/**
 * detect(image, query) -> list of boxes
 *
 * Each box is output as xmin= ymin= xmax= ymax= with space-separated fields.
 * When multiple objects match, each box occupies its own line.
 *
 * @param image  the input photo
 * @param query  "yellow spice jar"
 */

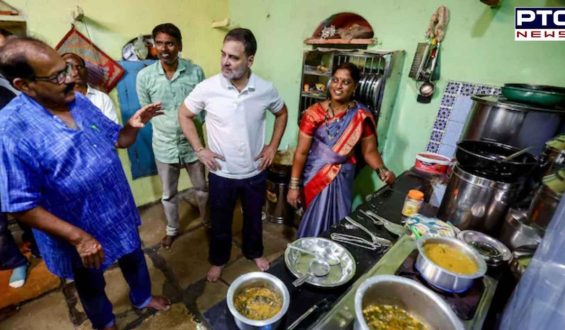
xmin=402 ymin=189 xmax=424 ymax=217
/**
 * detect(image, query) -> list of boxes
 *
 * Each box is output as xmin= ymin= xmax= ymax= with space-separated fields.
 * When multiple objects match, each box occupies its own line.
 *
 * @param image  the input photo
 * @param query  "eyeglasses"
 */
xmin=33 ymin=63 xmax=72 ymax=85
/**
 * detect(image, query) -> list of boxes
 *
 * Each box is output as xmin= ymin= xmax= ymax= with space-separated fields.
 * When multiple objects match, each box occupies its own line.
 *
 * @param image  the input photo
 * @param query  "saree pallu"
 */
xmin=297 ymin=103 xmax=373 ymax=238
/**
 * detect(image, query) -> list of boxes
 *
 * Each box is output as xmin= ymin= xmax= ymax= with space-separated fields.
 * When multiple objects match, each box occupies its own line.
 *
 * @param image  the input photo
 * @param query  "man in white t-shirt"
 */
xmin=62 ymin=53 xmax=120 ymax=124
xmin=179 ymin=28 xmax=288 ymax=282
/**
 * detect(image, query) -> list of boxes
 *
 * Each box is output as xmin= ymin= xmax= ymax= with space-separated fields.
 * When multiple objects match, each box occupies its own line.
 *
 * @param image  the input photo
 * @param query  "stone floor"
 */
xmin=0 ymin=194 xmax=296 ymax=329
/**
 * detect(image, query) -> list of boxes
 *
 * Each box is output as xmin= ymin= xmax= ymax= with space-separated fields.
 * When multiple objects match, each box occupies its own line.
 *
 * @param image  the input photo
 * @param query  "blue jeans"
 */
xmin=208 ymin=172 xmax=266 ymax=265
xmin=73 ymin=248 xmax=151 ymax=329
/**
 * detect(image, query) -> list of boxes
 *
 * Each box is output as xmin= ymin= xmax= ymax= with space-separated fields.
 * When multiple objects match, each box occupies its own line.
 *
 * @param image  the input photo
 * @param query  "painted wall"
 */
xmin=7 ymin=0 xmax=228 ymax=205
xmin=229 ymin=0 xmax=565 ymax=202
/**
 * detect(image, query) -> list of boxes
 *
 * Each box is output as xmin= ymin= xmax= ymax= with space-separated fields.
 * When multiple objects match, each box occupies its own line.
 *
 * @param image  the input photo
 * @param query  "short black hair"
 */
xmin=224 ymin=28 xmax=257 ymax=56
xmin=61 ymin=52 xmax=86 ymax=66
xmin=334 ymin=62 xmax=361 ymax=84
xmin=0 ymin=37 xmax=49 ymax=84
xmin=152 ymin=23 xmax=182 ymax=46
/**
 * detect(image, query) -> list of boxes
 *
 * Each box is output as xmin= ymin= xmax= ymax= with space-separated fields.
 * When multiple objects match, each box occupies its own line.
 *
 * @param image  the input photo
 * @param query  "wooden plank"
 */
xmin=304 ymin=38 xmax=376 ymax=45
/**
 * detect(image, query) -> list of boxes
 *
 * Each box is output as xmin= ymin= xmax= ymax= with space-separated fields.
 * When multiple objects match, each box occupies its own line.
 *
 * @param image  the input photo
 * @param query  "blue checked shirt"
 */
xmin=0 ymin=93 xmax=142 ymax=279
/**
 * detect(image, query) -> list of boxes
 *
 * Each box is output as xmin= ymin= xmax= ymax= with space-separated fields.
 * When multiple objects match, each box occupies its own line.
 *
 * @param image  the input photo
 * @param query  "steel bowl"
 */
xmin=354 ymin=275 xmax=464 ymax=330
xmin=457 ymin=230 xmax=512 ymax=267
xmin=227 ymin=272 xmax=290 ymax=330
xmin=416 ymin=237 xmax=487 ymax=293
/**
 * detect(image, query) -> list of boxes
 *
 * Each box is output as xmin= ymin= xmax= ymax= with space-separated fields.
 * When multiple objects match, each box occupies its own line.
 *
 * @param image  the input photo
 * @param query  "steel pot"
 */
xmin=438 ymin=165 xmax=521 ymax=235
xmin=462 ymin=95 xmax=565 ymax=156
xmin=416 ymin=237 xmax=487 ymax=293
xmin=227 ymin=272 xmax=290 ymax=330
xmin=354 ymin=275 xmax=464 ymax=330
xmin=499 ymin=209 xmax=542 ymax=250
xmin=526 ymin=170 xmax=565 ymax=232
xmin=456 ymin=140 xmax=537 ymax=182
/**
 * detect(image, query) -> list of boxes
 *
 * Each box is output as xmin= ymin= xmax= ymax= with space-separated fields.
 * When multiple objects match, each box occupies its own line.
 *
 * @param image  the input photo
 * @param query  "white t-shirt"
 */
xmin=86 ymin=86 xmax=120 ymax=124
xmin=184 ymin=73 xmax=284 ymax=179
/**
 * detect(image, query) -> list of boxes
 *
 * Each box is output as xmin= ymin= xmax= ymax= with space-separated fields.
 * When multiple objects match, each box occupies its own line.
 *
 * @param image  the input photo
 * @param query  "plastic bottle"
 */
xmin=500 ymin=196 xmax=565 ymax=329
xmin=401 ymin=189 xmax=424 ymax=217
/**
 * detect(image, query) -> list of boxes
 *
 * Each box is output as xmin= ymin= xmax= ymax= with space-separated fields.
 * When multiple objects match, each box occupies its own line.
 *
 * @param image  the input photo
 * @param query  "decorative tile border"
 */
xmin=426 ymin=80 xmax=501 ymax=157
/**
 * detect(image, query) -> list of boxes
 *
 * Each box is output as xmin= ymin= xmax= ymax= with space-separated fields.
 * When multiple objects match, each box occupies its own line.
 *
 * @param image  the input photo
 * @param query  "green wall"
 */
xmin=229 ymin=0 xmax=565 ymax=203
xmin=9 ymin=0 xmax=228 ymax=205
xmin=7 ymin=0 xmax=565 ymax=206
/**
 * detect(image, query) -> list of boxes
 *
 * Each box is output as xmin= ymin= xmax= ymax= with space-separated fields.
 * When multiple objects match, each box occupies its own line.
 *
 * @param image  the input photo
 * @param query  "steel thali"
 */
xmin=285 ymin=237 xmax=356 ymax=287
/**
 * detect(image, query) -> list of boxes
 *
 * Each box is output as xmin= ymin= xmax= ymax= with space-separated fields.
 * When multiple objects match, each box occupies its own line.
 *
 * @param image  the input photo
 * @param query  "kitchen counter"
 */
xmin=203 ymin=171 xmax=448 ymax=329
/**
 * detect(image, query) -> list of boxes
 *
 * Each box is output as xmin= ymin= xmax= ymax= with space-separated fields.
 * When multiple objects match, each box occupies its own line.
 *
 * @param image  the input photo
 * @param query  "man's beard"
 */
xmin=222 ymin=66 xmax=247 ymax=81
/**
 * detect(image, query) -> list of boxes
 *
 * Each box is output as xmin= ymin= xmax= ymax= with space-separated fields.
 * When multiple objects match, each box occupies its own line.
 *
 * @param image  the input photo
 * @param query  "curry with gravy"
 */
xmin=423 ymin=242 xmax=478 ymax=275
xmin=234 ymin=286 xmax=282 ymax=320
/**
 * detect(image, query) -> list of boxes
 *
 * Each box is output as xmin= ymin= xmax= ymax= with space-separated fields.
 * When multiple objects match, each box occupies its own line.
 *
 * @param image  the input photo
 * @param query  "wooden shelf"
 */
xmin=301 ymin=93 xmax=326 ymax=100
xmin=303 ymin=70 xmax=331 ymax=77
xmin=304 ymin=38 xmax=376 ymax=45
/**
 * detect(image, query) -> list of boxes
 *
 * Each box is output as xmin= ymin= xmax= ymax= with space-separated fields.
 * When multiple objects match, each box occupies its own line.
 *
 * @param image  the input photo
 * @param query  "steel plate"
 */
xmin=284 ymin=237 xmax=356 ymax=287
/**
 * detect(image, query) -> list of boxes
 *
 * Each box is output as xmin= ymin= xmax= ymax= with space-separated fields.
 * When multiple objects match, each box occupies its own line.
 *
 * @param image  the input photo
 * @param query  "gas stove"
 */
xmin=312 ymin=235 xmax=497 ymax=329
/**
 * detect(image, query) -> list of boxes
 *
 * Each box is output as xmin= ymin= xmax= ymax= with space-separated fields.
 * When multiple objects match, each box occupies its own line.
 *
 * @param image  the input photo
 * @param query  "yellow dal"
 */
xmin=423 ymin=242 xmax=478 ymax=275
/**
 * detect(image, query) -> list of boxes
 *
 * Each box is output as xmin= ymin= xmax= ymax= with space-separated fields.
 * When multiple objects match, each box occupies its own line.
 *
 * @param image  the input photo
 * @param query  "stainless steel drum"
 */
xmin=265 ymin=164 xmax=292 ymax=225
xmin=438 ymin=165 xmax=521 ymax=235
xmin=462 ymin=95 xmax=565 ymax=156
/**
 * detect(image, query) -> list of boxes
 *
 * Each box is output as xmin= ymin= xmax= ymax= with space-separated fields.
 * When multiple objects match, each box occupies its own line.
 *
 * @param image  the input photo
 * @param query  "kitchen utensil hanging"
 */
xmin=408 ymin=6 xmax=449 ymax=103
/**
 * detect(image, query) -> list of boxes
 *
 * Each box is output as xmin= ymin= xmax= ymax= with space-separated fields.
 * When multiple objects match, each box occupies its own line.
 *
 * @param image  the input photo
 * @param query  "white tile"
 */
xmin=442 ymin=121 xmax=465 ymax=146
xmin=450 ymin=95 xmax=474 ymax=123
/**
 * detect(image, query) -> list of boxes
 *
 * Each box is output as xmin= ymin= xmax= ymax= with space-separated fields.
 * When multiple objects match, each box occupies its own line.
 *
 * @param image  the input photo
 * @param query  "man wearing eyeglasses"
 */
xmin=0 ymin=37 xmax=170 ymax=330
xmin=136 ymin=23 xmax=208 ymax=249
xmin=62 ymin=52 xmax=119 ymax=124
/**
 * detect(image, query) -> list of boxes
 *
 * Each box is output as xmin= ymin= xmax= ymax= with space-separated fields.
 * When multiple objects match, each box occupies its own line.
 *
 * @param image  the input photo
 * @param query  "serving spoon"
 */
xmin=287 ymin=244 xmax=341 ymax=266
xmin=292 ymin=259 xmax=330 ymax=287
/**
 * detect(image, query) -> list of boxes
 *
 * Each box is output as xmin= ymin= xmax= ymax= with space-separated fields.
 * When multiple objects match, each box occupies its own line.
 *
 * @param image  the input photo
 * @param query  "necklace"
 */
xmin=324 ymin=101 xmax=353 ymax=140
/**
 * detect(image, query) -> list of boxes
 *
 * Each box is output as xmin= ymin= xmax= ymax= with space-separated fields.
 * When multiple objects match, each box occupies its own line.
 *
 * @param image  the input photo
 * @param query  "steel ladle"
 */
xmin=292 ymin=259 xmax=330 ymax=287
xmin=286 ymin=244 xmax=341 ymax=266
xmin=502 ymin=147 xmax=532 ymax=161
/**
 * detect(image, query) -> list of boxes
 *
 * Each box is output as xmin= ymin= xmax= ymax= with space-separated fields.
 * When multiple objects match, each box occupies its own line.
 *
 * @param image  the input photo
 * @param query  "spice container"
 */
xmin=402 ymin=189 xmax=424 ymax=217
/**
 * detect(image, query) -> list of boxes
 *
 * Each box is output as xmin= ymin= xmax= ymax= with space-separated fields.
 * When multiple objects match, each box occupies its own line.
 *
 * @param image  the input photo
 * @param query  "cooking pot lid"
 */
xmin=471 ymin=95 xmax=565 ymax=113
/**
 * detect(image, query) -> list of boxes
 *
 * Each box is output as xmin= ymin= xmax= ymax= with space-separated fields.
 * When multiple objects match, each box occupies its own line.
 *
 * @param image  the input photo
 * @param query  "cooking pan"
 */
xmin=456 ymin=140 xmax=538 ymax=181
xmin=501 ymin=84 xmax=565 ymax=107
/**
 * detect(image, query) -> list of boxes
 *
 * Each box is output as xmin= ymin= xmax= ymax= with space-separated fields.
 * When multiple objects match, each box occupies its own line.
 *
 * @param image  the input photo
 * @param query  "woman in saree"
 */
xmin=287 ymin=62 xmax=395 ymax=238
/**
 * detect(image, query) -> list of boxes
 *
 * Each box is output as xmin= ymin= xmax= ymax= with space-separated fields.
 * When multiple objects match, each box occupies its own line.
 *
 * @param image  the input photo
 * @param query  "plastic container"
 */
xmin=500 ymin=196 xmax=565 ymax=329
xmin=402 ymin=189 xmax=424 ymax=217
xmin=414 ymin=152 xmax=452 ymax=175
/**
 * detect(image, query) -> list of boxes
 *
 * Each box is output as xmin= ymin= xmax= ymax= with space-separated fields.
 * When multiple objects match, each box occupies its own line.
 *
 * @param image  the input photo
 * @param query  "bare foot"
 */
xmin=161 ymin=235 xmax=178 ymax=249
xmin=145 ymin=295 xmax=171 ymax=311
xmin=207 ymin=265 xmax=224 ymax=282
xmin=254 ymin=257 xmax=270 ymax=272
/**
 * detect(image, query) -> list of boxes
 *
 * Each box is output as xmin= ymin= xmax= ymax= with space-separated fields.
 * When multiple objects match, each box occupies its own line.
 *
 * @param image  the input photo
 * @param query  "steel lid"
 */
xmin=471 ymin=95 xmax=565 ymax=113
